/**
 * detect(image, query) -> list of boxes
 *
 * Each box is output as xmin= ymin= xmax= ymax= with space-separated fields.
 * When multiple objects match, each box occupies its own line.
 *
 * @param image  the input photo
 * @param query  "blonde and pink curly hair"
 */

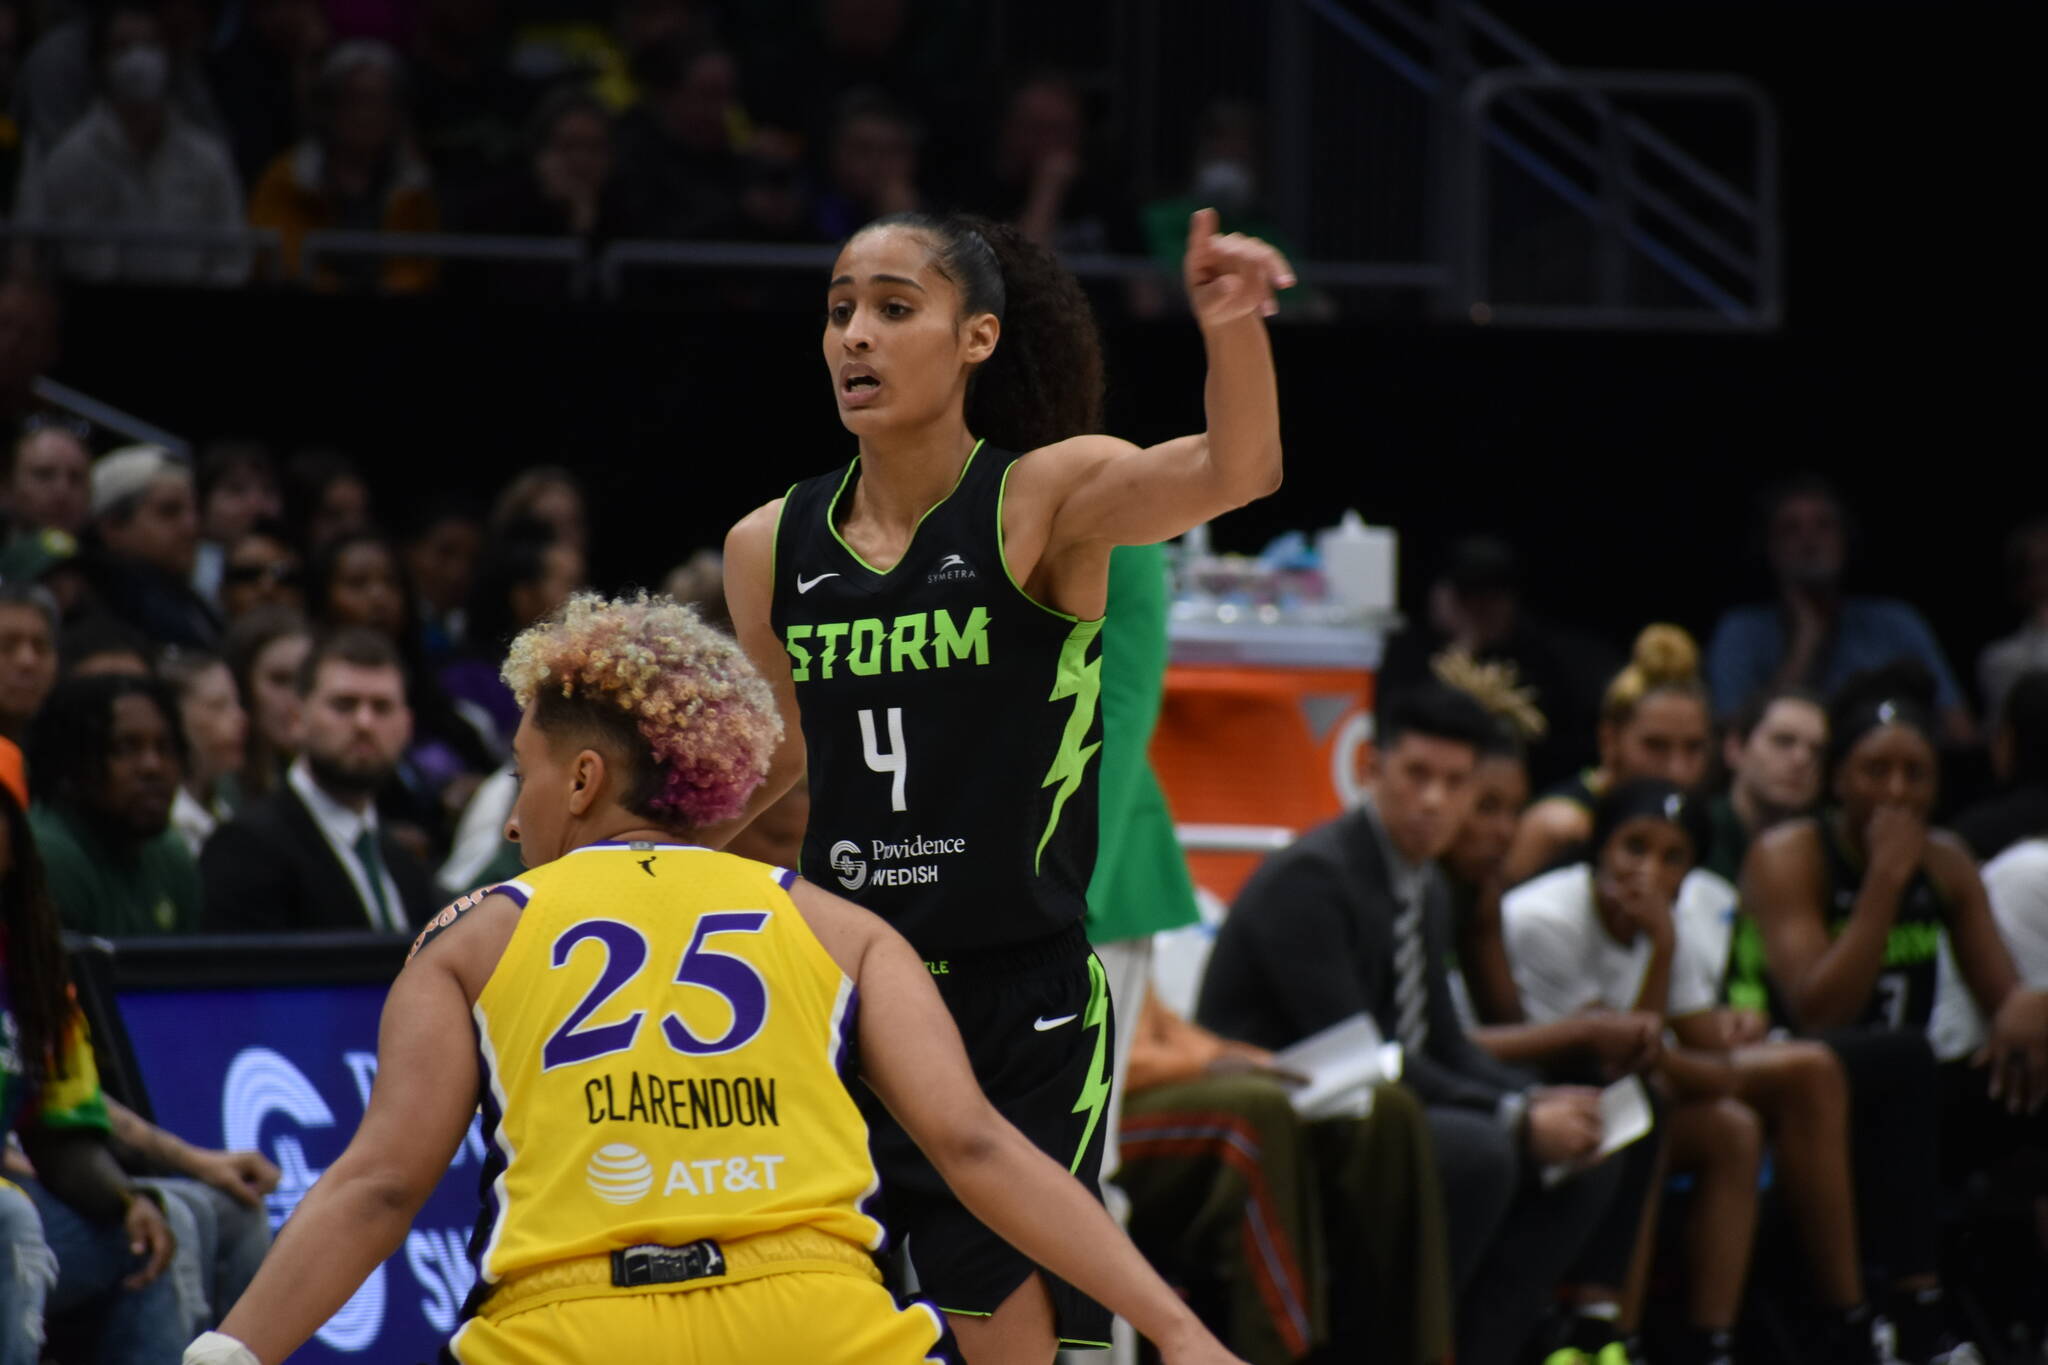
xmin=502 ymin=592 xmax=782 ymax=827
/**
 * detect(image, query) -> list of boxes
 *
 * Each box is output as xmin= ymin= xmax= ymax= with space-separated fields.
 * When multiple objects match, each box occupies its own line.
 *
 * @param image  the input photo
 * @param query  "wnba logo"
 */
xmin=585 ymin=1144 xmax=655 ymax=1204
xmin=829 ymin=839 xmax=867 ymax=891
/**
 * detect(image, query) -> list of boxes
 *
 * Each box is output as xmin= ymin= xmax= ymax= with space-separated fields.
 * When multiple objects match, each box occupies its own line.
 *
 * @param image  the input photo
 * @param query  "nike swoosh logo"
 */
xmin=1033 ymin=1013 xmax=1079 ymax=1032
xmin=796 ymin=572 xmax=840 ymax=594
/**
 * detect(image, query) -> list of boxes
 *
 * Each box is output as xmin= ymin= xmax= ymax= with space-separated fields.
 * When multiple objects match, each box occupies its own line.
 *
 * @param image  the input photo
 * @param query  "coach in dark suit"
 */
xmin=1198 ymin=683 xmax=1649 ymax=1365
xmin=202 ymin=629 xmax=432 ymax=933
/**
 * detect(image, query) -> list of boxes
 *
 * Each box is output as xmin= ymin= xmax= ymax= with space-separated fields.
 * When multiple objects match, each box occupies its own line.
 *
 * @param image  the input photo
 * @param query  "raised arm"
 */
xmin=700 ymin=500 xmax=808 ymax=848
xmin=1743 ymin=821 xmax=1893 ymax=1033
xmin=788 ymin=881 xmax=1243 ymax=1365
xmin=1030 ymin=210 xmax=1290 ymax=556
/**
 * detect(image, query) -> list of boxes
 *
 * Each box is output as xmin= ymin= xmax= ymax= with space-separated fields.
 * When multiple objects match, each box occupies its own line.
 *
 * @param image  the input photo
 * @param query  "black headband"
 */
xmin=1827 ymin=693 xmax=1933 ymax=771
xmin=1590 ymin=777 xmax=1711 ymax=865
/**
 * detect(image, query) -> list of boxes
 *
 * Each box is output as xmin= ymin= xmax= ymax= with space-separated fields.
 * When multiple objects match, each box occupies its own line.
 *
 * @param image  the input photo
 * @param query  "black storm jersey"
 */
xmin=1818 ymin=819 xmax=1949 ymax=1032
xmin=770 ymin=440 xmax=1105 ymax=956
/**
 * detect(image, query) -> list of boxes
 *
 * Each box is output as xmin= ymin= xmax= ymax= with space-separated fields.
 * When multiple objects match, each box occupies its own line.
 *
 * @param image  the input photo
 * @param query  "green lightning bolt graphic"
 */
xmin=1035 ymin=618 xmax=1104 ymax=872
xmin=1069 ymin=953 xmax=1112 ymax=1173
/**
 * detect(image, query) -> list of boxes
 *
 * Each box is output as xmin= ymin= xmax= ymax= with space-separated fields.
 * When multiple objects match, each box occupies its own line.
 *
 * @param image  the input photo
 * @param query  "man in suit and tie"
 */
xmin=1197 ymin=682 xmax=1654 ymax=1365
xmin=200 ymin=628 xmax=431 ymax=933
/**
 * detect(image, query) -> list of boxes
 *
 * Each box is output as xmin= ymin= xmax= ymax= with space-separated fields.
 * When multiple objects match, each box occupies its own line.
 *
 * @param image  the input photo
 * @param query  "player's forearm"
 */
xmin=1471 ymin=1016 xmax=1595 ymax=1067
xmin=107 ymin=1097 xmax=193 ymax=1174
xmin=1791 ymin=884 xmax=1900 ymax=1030
xmin=216 ymin=1167 xmax=419 ymax=1364
xmin=929 ymin=1120 xmax=1211 ymax=1352
xmin=1197 ymin=315 xmax=1282 ymax=504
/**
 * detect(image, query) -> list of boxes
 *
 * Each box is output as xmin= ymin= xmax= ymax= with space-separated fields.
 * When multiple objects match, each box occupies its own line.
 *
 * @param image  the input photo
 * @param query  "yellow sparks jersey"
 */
xmin=465 ymin=842 xmax=883 ymax=1294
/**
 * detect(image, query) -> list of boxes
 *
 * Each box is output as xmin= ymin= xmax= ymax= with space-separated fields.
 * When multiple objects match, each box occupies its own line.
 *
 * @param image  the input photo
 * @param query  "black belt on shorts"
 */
xmin=919 ymin=920 xmax=1091 ymax=978
xmin=611 ymin=1239 xmax=726 ymax=1287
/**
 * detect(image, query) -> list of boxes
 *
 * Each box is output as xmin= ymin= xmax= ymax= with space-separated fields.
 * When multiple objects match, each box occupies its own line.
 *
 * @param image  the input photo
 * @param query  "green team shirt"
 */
xmin=1085 ymin=544 xmax=1200 ymax=943
xmin=28 ymin=805 xmax=202 ymax=938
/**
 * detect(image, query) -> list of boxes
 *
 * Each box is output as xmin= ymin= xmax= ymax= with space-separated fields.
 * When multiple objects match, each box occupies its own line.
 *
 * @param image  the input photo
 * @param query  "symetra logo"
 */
xmin=829 ymin=839 xmax=868 ymax=891
xmin=586 ymin=1143 xmax=655 ymax=1204
xmin=796 ymin=572 xmax=840 ymax=594
xmin=927 ymin=553 xmax=976 ymax=585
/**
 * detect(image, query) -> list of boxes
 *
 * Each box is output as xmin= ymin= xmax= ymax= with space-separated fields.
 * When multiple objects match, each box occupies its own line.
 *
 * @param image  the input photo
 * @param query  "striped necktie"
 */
xmin=1391 ymin=889 xmax=1430 ymax=1053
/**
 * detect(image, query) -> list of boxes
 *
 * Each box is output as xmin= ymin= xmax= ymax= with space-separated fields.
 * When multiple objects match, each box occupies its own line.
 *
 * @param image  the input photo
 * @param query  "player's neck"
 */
xmin=851 ymin=421 xmax=979 ymax=536
xmin=564 ymin=813 xmax=690 ymax=854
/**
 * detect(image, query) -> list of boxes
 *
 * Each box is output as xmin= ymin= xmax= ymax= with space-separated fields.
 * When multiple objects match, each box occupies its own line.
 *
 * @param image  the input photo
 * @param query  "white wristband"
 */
xmin=185 ymin=1331 xmax=261 ymax=1365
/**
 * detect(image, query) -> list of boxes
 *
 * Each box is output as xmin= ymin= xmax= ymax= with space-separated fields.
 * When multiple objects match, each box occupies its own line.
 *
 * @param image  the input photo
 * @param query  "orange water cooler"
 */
xmin=1148 ymin=620 xmax=1387 ymax=905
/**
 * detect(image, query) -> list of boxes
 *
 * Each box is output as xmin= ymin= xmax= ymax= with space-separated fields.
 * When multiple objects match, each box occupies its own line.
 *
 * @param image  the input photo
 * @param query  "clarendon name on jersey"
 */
xmin=784 ymin=607 xmax=990 ymax=681
xmin=585 ymin=1072 xmax=780 ymax=1131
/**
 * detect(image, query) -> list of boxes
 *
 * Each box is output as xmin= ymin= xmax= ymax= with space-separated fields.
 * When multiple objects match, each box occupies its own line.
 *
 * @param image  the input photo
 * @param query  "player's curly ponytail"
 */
xmin=862 ymin=213 xmax=1105 ymax=453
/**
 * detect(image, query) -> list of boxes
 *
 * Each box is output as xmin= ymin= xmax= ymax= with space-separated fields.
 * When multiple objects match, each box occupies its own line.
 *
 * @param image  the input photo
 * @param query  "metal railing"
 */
xmin=29 ymin=376 xmax=191 ymax=458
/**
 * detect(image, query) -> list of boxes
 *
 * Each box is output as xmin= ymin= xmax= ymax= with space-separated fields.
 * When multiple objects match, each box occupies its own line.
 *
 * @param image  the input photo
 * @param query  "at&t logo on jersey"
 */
xmin=829 ymin=840 xmax=867 ymax=891
xmin=586 ymin=1143 xmax=655 ymax=1204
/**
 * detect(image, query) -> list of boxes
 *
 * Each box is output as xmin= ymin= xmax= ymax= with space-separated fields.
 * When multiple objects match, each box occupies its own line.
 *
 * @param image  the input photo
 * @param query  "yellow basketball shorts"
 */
xmin=447 ymin=1269 xmax=955 ymax=1364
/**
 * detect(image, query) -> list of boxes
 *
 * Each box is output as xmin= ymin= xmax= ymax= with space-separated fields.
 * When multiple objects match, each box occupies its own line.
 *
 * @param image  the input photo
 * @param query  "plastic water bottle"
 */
xmin=1317 ymin=510 xmax=1397 ymax=617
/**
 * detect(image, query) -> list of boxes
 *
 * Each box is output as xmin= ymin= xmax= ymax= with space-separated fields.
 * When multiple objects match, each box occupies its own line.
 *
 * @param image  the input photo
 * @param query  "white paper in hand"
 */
xmin=1542 ymin=1074 xmax=1655 ymax=1187
xmin=1273 ymin=1013 xmax=1404 ymax=1120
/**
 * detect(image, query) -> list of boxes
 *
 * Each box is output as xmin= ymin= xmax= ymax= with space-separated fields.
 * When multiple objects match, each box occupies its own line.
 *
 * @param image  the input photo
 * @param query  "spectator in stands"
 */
xmin=25 ymin=672 xmax=200 ymax=936
xmin=811 ymin=87 xmax=921 ymax=241
xmin=1505 ymin=780 xmax=1882 ymax=1365
xmin=222 ymin=604 xmax=309 ymax=799
xmin=611 ymin=34 xmax=742 ymax=238
xmin=1434 ymin=654 xmax=1669 ymax=1075
xmin=57 ymin=616 xmax=151 ymax=679
xmin=158 ymin=648 xmax=245 ymax=856
xmin=1701 ymin=684 xmax=1826 ymax=883
xmin=308 ymin=529 xmax=495 ymax=790
xmin=200 ymin=627 xmax=432 ymax=932
xmin=969 ymin=71 xmax=1137 ymax=259
xmin=1980 ymin=517 xmax=2048 ymax=725
xmin=4 ymin=415 xmax=93 ymax=542
xmin=406 ymin=0 xmax=542 ymax=202
xmin=0 ymin=582 xmax=56 ymax=741
xmin=1198 ymin=681 xmax=1639 ymax=1365
xmin=0 ymin=275 xmax=62 ymax=435
xmin=1954 ymin=669 xmax=2048 ymax=863
xmin=1378 ymin=536 xmax=1618 ymax=792
xmin=440 ymin=518 xmax=581 ymax=746
xmin=1741 ymin=664 xmax=2045 ymax=1364
xmin=11 ymin=0 xmax=221 ymax=153
xmin=400 ymin=496 xmax=480 ymax=660
xmin=191 ymin=443 xmax=281 ymax=610
xmin=216 ymin=520 xmax=303 ymax=623
xmin=447 ymin=88 xmax=618 ymax=299
xmin=78 ymin=445 xmax=220 ymax=650
xmin=14 ymin=0 xmax=246 ymax=286
xmin=1706 ymin=476 xmax=1972 ymax=743
xmin=0 ymin=736 xmax=182 ymax=1363
xmin=1142 ymin=100 xmax=1318 ymax=319
xmin=206 ymin=0 xmax=329 ymax=184
xmin=1503 ymin=624 xmax=1711 ymax=887
xmin=731 ymin=128 xmax=812 ymax=245
xmin=281 ymin=448 xmax=371 ymax=554
xmin=1116 ymin=990 xmax=1453 ymax=1365
xmin=489 ymin=463 xmax=585 ymax=557
xmin=249 ymin=39 xmax=440 ymax=294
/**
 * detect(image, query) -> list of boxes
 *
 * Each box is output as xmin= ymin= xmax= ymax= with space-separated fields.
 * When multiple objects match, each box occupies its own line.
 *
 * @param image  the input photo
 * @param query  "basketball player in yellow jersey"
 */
xmin=187 ymin=593 xmax=1246 ymax=1365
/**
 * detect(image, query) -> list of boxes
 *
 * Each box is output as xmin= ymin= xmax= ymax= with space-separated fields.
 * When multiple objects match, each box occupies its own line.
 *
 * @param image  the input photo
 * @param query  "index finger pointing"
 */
xmin=1187 ymin=207 xmax=1220 ymax=251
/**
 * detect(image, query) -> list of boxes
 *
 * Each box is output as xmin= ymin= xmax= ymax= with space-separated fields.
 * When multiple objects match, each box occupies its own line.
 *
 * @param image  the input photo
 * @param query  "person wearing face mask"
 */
xmin=1141 ymin=100 xmax=1323 ymax=320
xmin=13 ymin=0 xmax=245 ymax=286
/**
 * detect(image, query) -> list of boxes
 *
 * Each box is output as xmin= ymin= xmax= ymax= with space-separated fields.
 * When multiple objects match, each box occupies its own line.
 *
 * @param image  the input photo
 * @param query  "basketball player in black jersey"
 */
xmin=1743 ymin=667 xmax=2048 ymax=1365
xmin=718 ymin=209 xmax=1289 ymax=1361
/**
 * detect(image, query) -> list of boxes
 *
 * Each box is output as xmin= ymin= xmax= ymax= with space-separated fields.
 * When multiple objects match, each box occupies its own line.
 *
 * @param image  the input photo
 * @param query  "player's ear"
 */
xmin=568 ymin=748 xmax=603 ymax=815
xmin=962 ymin=311 xmax=999 ymax=367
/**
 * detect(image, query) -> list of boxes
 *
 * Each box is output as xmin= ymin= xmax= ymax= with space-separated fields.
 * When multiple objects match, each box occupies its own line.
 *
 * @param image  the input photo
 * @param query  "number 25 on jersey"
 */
xmin=542 ymin=912 xmax=772 ymax=1070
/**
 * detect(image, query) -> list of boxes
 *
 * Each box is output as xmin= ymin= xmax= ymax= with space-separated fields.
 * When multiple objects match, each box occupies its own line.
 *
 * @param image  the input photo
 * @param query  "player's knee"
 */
xmin=1702 ymin=1097 xmax=1765 ymax=1175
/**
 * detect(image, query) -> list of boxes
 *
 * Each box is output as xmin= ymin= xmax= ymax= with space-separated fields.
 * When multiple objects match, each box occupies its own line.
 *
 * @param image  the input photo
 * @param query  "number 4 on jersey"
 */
xmin=859 ymin=707 xmax=908 ymax=812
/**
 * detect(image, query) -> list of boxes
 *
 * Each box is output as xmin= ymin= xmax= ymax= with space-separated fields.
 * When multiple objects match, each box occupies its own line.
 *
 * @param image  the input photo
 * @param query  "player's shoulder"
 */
xmin=727 ymin=497 xmax=787 ymax=554
xmin=1005 ymin=434 xmax=1137 ymax=497
xmin=408 ymin=882 xmax=529 ymax=964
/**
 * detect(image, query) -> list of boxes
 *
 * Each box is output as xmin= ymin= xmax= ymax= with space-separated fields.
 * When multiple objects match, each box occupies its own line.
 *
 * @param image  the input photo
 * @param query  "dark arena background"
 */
xmin=1 ymin=2 xmax=2040 ymax=1364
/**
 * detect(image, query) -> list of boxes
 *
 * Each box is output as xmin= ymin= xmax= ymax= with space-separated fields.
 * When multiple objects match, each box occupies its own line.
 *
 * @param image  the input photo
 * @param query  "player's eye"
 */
xmin=827 ymin=301 xmax=853 ymax=325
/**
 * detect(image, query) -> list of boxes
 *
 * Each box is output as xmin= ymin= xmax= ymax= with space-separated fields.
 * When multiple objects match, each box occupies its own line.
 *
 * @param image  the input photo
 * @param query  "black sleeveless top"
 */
xmin=1532 ymin=768 xmax=1606 ymax=875
xmin=1815 ymin=818 xmax=1949 ymax=1032
xmin=769 ymin=440 xmax=1105 ymax=957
